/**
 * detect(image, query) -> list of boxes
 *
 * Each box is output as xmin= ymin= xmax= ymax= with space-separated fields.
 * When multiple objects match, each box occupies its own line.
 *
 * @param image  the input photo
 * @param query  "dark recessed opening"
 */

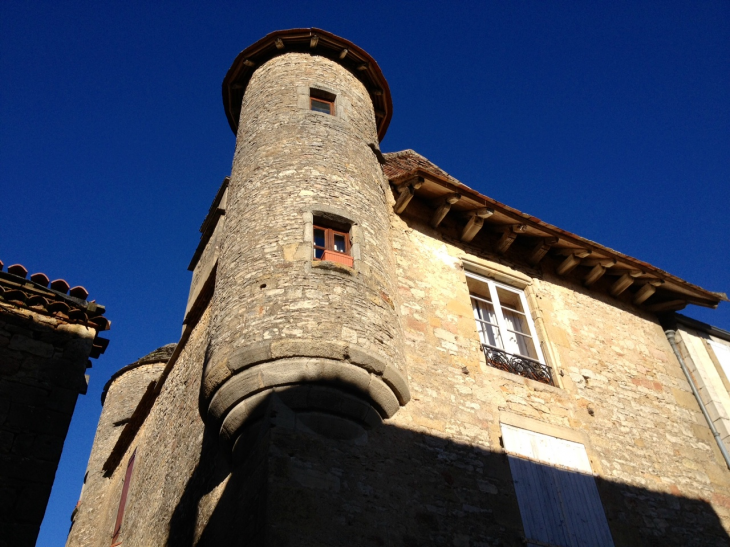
xmin=310 ymin=88 xmax=336 ymax=115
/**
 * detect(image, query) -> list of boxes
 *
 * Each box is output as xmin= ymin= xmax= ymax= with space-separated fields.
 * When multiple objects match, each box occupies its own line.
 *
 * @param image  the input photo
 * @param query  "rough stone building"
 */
xmin=0 ymin=261 xmax=109 ymax=547
xmin=67 ymin=28 xmax=730 ymax=546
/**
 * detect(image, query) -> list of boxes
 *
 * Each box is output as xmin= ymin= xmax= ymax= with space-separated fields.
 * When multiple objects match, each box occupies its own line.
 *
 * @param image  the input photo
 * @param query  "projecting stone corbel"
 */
xmin=633 ymin=279 xmax=664 ymax=305
xmin=582 ymin=258 xmax=617 ymax=287
xmin=555 ymin=249 xmax=592 ymax=276
xmin=609 ymin=270 xmax=643 ymax=296
xmin=528 ymin=237 xmax=559 ymax=265
xmin=460 ymin=208 xmax=494 ymax=242
xmin=393 ymin=177 xmax=424 ymax=214
xmin=495 ymin=224 xmax=528 ymax=254
xmin=430 ymin=193 xmax=461 ymax=228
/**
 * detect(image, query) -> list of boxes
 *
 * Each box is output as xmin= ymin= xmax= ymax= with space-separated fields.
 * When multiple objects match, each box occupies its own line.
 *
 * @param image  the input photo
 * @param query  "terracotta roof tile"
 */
xmin=383 ymin=149 xmax=461 ymax=185
xmin=0 ymin=260 xmax=111 ymax=359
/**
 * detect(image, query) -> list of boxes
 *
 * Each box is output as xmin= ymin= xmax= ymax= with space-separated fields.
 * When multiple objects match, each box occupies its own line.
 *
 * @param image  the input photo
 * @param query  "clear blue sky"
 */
xmin=1 ymin=2 xmax=728 ymax=544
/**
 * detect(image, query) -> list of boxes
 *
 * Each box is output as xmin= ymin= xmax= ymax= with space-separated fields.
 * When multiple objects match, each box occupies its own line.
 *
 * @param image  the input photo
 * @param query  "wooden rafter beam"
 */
xmin=528 ymin=237 xmax=559 ymax=265
xmin=645 ymin=299 xmax=687 ymax=312
xmin=495 ymin=224 xmax=528 ymax=254
xmin=461 ymin=208 xmax=494 ymax=242
xmin=310 ymin=35 xmax=319 ymax=48
xmin=430 ymin=193 xmax=461 ymax=228
xmin=275 ymin=38 xmax=284 ymax=50
xmin=609 ymin=270 xmax=643 ymax=296
xmin=556 ymin=249 xmax=592 ymax=276
xmin=393 ymin=177 xmax=424 ymax=214
xmin=633 ymin=280 xmax=664 ymax=305
xmin=583 ymin=259 xmax=617 ymax=287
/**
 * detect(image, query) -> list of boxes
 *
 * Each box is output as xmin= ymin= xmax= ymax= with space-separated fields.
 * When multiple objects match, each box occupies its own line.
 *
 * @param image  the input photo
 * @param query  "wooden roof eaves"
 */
xmin=388 ymin=167 xmax=727 ymax=307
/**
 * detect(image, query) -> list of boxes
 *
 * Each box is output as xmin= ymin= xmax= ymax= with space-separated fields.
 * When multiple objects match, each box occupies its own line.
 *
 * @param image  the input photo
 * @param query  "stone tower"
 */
xmin=202 ymin=28 xmax=409 ymax=458
xmin=67 ymin=27 xmax=730 ymax=547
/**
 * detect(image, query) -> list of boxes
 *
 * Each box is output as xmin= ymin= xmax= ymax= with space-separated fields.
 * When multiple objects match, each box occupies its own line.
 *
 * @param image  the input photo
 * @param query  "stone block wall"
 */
xmin=0 ymin=303 xmax=96 ymax=547
xmin=66 ymin=312 xmax=211 ymax=547
xmin=66 ymin=356 xmax=166 ymax=547
xmin=384 ymin=210 xmax=730 ymax=545
xmin=66 ymin=204 xmax=730 ymax=546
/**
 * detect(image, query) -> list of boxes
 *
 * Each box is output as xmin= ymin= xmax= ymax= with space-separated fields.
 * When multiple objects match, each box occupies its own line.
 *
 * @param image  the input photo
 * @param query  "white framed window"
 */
xmin=467 ymin=271 xmax=545 ymax=363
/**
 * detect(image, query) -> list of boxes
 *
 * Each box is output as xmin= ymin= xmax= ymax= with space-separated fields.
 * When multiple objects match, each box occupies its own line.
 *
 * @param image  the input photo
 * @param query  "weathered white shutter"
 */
xmin=501 ymin=424 xmax=614 ymax=547
xmin=709 ymin=340 xmax=730 ymax=382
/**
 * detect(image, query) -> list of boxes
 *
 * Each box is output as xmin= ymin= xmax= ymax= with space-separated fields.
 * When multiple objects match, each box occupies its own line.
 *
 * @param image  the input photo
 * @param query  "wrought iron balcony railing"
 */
xmin=481 ymin=344 xmax=555 ymax=386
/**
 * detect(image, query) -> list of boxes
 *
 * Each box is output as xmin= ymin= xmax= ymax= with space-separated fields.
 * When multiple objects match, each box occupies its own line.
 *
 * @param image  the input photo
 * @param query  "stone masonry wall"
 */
xmin=382 ymin=210 xmax=730 ymax=545
xmin=0 ymin=303 xmax=96 ymax=547
xmin=66 ymin=360 xmax=165 ymax=547
xmin=67 ymin=205 xmax=730 ymax=546
xmin=67 ymin=308 xmax=213 ymax=547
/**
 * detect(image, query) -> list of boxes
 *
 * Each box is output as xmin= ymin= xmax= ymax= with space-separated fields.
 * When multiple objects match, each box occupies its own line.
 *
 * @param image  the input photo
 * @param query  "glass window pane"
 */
xmin=314 ymin=247 xmax=324 ymax=259
xmin=506 ymin=331 xmax=538 ymax=360
xmin=496 ymin=286 xmax=524 ymax=313
xmin=502 ymin=308 xmax=530 ymax=335
xmin=477 ymin=321 xmax=503 ymax=349
xmin=471 ymin=296 xmax=496 ymax=322
xmin=314 ymin=228 xmax=325 ymax=248
xmin=333 ymin=234 xmax=346 ymax=253
xmin=311 ymin=98 xmax=331 ymax=114
xmin=472 ymin=296 xmax=503 ymax=349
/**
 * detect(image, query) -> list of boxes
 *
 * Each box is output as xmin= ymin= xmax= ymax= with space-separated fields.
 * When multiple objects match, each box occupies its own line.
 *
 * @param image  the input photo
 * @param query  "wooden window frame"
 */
xmin=310 ymin=97 xmax=334 ymax=115
xmin=313 ymin=225 xmax=351 ymax=259
xmin=309 ymin=88 xmax=336 ymax=116
xmin=110 ymin=449 xmax=136 ymax=547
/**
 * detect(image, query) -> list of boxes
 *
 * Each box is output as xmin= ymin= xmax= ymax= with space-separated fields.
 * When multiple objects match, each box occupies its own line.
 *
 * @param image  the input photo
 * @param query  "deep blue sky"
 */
xmin=1 ymin=2 xmax=728 ymax=544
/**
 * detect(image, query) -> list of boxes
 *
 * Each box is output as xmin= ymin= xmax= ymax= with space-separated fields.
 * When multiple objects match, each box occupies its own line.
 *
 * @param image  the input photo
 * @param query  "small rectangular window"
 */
xmin=313 ymin=225 xmax=350 ymax=258
xmin=310 ymin=88 xmax=336 ymax=115
xmin=310 ymin=97 xmax=334 ymax=115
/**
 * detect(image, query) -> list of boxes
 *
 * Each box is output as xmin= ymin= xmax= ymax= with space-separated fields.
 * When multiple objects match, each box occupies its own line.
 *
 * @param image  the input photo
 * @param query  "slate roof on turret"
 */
xmin=382 ymin=149 xmax=727 ymax=310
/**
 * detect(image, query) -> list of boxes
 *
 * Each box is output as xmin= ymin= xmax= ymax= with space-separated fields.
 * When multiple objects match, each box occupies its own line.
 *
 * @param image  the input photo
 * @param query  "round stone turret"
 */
xmin=101 ymin=343 xmax=176 ymax=406
xmin=203 ymin=29 xmax=409 ymax=453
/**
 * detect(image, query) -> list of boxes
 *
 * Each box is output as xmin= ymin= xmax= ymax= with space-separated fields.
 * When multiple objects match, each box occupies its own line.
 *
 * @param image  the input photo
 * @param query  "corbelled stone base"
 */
xmin=203 ymin=340 xmax=410 ymax=452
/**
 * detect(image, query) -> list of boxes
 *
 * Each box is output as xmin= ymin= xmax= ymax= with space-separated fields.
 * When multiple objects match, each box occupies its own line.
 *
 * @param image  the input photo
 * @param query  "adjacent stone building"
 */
xmin=0 ymin=261 xmax=109 ymax=547
xmin=67 ymin=28 xmax=730 ymax=546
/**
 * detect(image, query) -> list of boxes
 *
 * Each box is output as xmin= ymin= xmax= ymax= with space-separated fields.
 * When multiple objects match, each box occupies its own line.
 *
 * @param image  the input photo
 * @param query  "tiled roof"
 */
xmin=383 ymin=149 xmax=462 ymax=186
xmin=0 ymin=259 xmax=110 ymax=357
